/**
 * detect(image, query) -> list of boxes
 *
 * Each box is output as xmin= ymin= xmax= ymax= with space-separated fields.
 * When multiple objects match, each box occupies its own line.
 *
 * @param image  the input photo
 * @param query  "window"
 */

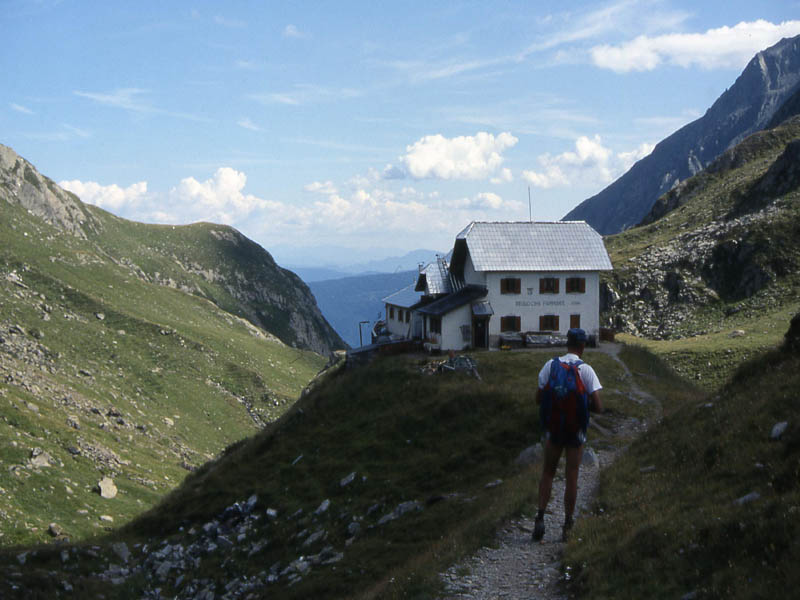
xmin=539 ymin=277 xmax=559 ymax=294
xmin=429 ymin=316 xmax=442 ymax=334
xmin=500 ymin=316 xmax=521 ymax=332
xmin=566 ymin=277 xmax=586 ymax=293
xmin=405 ymin=311 xmax=410 ymax=323
xmin=500 ymin=277 xmax=521 ymax=294
xmin=539 ymin=315 xmax=559 ymax=331
xmin=570 ymin=314 xmax=581 ymax=329
xmin=389 ymin=306 xmax=395 ymax=319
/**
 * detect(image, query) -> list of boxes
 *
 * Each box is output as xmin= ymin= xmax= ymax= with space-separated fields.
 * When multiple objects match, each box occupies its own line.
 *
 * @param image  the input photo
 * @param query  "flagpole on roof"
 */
xmin=528 ymin=186 xmax=532 ymax=222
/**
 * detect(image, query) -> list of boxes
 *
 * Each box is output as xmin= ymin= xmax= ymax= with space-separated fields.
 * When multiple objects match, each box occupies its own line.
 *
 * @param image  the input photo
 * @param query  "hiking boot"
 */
xmin=561 ymin=517 xmax=574 ymax=542
xmin=532 ymin=516 xmax=545 ymax=542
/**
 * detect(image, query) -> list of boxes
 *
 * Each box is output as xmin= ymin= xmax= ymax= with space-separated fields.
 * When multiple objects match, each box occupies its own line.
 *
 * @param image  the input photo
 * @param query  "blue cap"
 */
xmin=567 ymin=328 xmax=587 ymax=345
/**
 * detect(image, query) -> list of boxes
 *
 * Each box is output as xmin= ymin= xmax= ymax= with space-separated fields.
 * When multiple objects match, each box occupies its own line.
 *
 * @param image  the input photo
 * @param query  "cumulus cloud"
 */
xmin=169 ymin=167 xmax=277 ymax=225
xmin=304 ymin=180 xmax=338 ymax=195
xmin=389 ymin=131 xmax=518 ymax=180
xmin=490 ymin=167 xmax=513 ymax=184
xmin=591 ymin=19 xmax=800 ymax=73
xmin=522 ymin=135 xmax=653 ymax=189
xmin=59 ymin=179 xmax=148 ymax=211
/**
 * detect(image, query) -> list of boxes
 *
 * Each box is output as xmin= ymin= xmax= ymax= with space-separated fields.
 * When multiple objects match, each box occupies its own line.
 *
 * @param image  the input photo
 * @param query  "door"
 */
xmin=473 ymin=317 xmax=488 ymax=348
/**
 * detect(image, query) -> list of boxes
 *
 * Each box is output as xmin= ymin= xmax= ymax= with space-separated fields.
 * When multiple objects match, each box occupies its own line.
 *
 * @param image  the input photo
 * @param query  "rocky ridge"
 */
xmin=0 ymin=144 xmax=344 ymax=357
xmin=602 ymin=118 xmax=800 ymax=340
xmin=566 ymin=34 xmax=800 ymax=234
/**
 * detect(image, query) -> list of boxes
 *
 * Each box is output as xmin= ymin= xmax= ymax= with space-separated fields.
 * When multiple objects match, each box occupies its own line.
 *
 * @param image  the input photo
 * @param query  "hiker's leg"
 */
xmin=563 ymin=445 xmax=584 ymax=520
xmin=538 ymin=440 xmax=563 ymax=511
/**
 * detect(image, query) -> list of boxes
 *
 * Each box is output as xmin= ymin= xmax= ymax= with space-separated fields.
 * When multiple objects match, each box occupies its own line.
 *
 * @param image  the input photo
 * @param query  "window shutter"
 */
xmin=539 ymin=279 xmax=545 ymax=294
xmin=554 ymin=315 xmax=560 ymax=330
xmin=539 ymin=315 xmax=545 ymax=330
xmin=515 ymin=316 xmax=521 ymax=331
xmin=554 ymin=279 xmax=560 ymax=294
xmin=514 ymin=279 xmax=521 ymax=294
xmin=580 ymin=278 xmax=586 ymax=293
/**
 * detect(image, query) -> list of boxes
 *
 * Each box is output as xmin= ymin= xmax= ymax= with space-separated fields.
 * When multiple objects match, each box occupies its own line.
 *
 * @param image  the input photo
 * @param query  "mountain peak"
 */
xmin=565 ymin=34 xmax=800 ymax=235
xmin=0 ymin=144 xmax=100 ymax=238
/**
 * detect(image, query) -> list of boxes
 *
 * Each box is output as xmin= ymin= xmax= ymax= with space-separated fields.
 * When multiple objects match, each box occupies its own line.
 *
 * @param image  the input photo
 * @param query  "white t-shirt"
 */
xmin=537 ymin=353 xmax=602 ymax=394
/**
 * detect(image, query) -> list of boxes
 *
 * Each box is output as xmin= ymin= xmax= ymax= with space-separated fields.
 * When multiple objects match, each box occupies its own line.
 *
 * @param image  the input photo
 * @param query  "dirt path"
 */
xmin=438 ymin=343 xmax=659 ymax=599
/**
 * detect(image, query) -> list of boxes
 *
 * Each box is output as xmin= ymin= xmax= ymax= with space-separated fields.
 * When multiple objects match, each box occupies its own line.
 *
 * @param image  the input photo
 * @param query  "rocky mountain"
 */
xmin=601 ymin=115 xmax=800 ymax=341
xmin=0 ymin=144 xmax=342 ymax=546
xmin=565 ymin=34 xmax=800 ymax=234
xmin=0 ymin=144 xmax=344 ymax=357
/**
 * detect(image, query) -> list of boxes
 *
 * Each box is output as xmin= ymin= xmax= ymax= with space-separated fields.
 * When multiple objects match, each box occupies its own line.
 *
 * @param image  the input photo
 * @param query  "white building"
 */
xmin=382 ymin=221 xmax=612 ymax=351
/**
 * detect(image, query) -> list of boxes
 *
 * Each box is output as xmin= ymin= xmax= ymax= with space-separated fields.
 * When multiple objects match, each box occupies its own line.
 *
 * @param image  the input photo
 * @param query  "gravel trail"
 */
xmin=439 ymin=343 xmax=659 ymax=600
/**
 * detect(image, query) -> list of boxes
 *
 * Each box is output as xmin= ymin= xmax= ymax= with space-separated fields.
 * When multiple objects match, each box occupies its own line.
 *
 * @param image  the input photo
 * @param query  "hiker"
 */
xmin=533 ymin=327 xmax=602 ymax=542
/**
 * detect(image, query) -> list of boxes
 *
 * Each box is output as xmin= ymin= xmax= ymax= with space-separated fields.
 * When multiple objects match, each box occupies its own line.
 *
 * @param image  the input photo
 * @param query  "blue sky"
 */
xmin=3 ymin=1 xmax=800 ymax=267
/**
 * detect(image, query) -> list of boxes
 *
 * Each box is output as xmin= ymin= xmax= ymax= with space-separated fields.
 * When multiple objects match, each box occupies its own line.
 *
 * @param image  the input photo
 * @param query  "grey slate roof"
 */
xmin=381 ymin=284 xmax=423 ymax=309
xmin=415 ymin=257 xmax=453 ymax=295
xmin=416 ymin=285 xmax=488 ymax=317
xmin=455 ymin=221 xmax=612 ymax=272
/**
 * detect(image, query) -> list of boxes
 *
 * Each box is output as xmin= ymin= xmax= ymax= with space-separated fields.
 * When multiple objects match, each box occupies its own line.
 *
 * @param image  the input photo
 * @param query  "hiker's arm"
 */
xmin=589 ymin=390 xmax=602 ymax=413
xmin=535 ymin=387 xmax=543 ymax=406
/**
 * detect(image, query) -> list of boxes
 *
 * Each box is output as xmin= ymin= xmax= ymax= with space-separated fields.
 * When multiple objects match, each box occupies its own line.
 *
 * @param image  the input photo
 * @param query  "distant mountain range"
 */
xmin=308 ymin=270 xmax=419 ymax=347
xmin=566 ymin=34 xmax=800 ymax=234
xmin=282 ymin=249 xmax=441 ymax=283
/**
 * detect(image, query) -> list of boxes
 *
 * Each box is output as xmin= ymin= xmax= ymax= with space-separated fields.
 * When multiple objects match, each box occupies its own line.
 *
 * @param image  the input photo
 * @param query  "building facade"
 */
xmin=382 ymin=221 xmax=612 ymax=351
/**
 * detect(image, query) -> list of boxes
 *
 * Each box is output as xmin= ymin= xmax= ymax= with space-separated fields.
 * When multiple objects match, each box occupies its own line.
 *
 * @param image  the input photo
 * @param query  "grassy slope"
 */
xmin=0 ymin=348 xmax=639 ymax=599
xmin=565 ymin=340 xmax=800 ymax=599
xmin=82 ymin=204 xmax=344 ymax=354
xmin=0 ymin=199 xmax=326 ymax=546
xmin=603 ymin=120 xmax=800 ymax=389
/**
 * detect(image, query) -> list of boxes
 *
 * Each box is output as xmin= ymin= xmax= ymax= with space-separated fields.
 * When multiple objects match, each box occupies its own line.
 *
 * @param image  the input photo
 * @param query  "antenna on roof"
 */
xmin=528 ymin=186 xmax=532 ymax=222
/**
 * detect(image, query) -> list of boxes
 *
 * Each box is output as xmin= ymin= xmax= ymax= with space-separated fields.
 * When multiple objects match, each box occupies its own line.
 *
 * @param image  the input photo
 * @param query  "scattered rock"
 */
xmin=639 ymin=465 xmax=657 ymax=473
xmin=582 ymin=447 xmax=600 ymax=468
xmin=729 ymin=329 xmax=746 ymax=338
xmin=485 ymin=479 xmax=503 ymax=489
xmin=340 ymin=472 xmax=356 ymax=487
xmin=48 ymin=523 xmax=64 ymax=537
xmin=30 ymin=448 xmax=52 ymax=468
xmin=734 ymin=491 xmax=761 ymax=506
xmin=98 ymin=477 xmax=118 ymax=499
xmin=514 ymin=444 xmax=544 ymax=467
xmin=378 ymin=500 xmax=423 ymax=525
xmin=314 ymin=499 xmax=330 ymax=516
xmin=770 ymin=421 xmax=789 ymax=440
xmin=111 ymin=542 xmax=130 ymax=563
xmin=95 ymin=312 xmax=105 ymax=321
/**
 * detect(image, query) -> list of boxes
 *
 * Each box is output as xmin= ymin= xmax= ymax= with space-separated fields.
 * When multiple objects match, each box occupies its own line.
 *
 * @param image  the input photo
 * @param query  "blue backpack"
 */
xmin=540 ymin=358 xmax=590 ymax=439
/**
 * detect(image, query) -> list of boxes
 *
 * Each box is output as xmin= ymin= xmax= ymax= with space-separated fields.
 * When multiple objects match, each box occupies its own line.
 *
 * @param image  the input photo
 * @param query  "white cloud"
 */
xmin=304 ymin=180 xmax=337 ymax=195
xmin=392 ymin=131 xmax=518 ymax=180
xmin=248 ymin=84 xmax=361 ymax=106
xmin=214 ymin=15 xmax=246 ymax=28
xmin=283 ymin=24 xmax=308 ymax=39
xmin=59 ymin=180 xmax=148 ymax=211
xmin=10 ymin=103 xmax=34 ymax=115
xmin=522 ymin=135 xmax=653 ymax=189
xmin=490 ymin=167 xmax=513 ymax=184
xmin=591 ymin=19 xmax=800 ymax=73
xmin=169 ymin=167 xmax=276 ymax=225
xmin=74 ymin=88 xmax=208 ymax=122
xmin=237 ymin=118 xmax=261 ymax=131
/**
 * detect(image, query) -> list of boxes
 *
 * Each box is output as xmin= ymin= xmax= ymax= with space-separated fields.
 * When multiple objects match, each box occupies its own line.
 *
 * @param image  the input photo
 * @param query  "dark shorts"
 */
xmin=545 ymin=429 xmax=586 ymax=448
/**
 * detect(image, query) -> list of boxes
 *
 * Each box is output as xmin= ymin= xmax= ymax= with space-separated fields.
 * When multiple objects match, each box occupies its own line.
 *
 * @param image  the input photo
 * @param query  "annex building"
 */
xmin=381 ymin=221 xmax=612 ymax=351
